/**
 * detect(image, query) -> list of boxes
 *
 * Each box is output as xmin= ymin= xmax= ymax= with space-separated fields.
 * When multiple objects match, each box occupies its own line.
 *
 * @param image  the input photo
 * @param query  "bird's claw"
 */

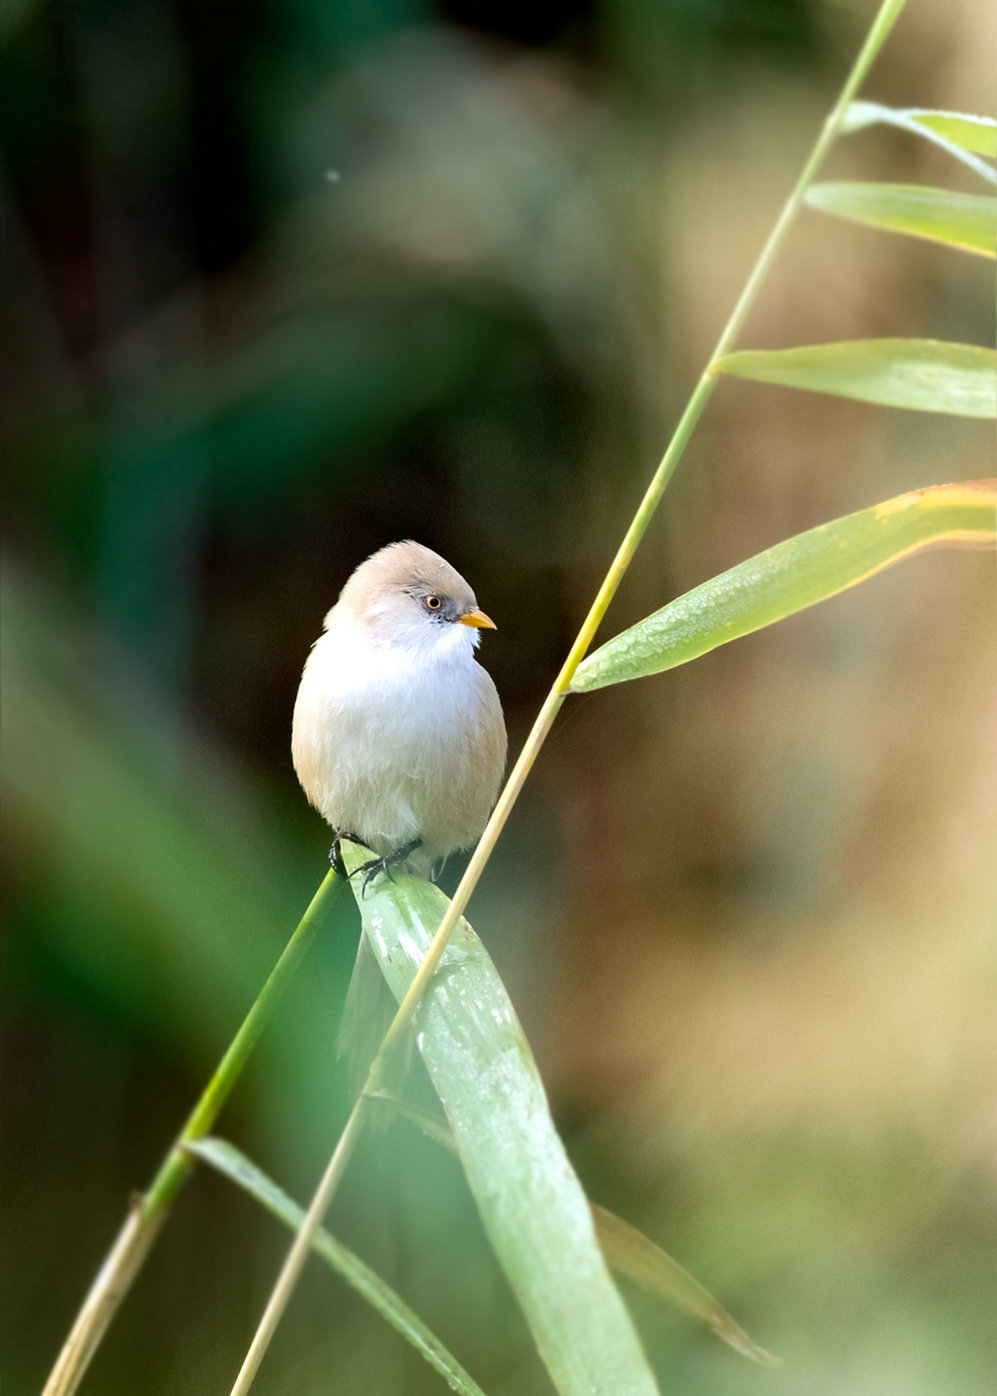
xmin=343 ymin=838 xmax=422 ymax=897
xmin=329 ymin=831 xmax=362 ymax=878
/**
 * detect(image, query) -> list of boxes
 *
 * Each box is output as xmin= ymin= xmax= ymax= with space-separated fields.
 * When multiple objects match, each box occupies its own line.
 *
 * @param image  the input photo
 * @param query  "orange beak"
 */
xmin=460 ymin=608 xmax=497 ymax=630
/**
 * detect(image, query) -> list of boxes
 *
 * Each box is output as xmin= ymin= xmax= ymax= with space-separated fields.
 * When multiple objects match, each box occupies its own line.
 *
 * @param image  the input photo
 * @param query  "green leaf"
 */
xmin=841 ymin=102 xmax=996 ymax=182
xmin=340 ymin=844 xmax=660 ymax=1396
xmin=712 ymin=340 xmax=997 ymax=417
xmin=805 ymin=182 xmax=997 ymax=257
xmin=370 ymin=1092 xmax=779 ymax=1366
xmin=591 ymin=1206 xmax=780 ymax=1369
xmin=908 ymin=110 xmax=997 ymax=158
xmin=187 ymin=1137 xmax=488 ymax=1396
xmin=571 ymin=481 xmax=997 ymax=692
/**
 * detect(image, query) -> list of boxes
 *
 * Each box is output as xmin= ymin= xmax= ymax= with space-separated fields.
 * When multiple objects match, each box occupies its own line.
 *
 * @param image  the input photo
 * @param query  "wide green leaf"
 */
xmin=841 ymin=102 xmax=996 ymax=182
xmin=571 ymin=481 xmax=996 ymax=692
xmin=187 ymin=1138 xmax=487 ymax=1396
xmin=712 ymin=340 xmax=997 ymax=417
xmin=805 ymin=182 xmax=997 ymax=257
xmin=340 ymin=843 xmax=660 ymax=1396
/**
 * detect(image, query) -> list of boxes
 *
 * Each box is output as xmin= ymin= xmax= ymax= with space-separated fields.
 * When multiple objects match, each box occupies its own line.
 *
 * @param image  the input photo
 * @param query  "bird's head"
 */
xmin=337 ymin=540 xmax=496 ymax=658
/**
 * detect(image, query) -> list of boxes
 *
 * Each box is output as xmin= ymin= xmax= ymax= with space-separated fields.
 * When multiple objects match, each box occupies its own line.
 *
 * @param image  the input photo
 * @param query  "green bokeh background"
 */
xmin=3 ymin=0 xmax=995 ymax=1392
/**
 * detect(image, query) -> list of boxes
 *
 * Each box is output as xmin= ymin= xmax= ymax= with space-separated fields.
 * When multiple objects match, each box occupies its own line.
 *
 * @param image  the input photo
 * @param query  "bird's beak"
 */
xmin=460 ymin=608 xmax=497 ymax=630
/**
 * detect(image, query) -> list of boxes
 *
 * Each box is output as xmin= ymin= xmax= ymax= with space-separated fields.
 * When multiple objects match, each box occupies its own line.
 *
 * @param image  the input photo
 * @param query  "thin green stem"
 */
xmin=43 ymin=871 xmax=344 ymax=1396
xmin=231 ymin=4 xmax=910 ymax=1387
xmin=229 ymin=1100 xmax=371 ymax=1394
xmin=710 ymin=0 xmax=910 ymax=365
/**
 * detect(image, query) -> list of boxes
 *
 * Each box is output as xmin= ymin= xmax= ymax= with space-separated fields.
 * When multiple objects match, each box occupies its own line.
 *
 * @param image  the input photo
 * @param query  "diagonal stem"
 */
xmin=228 ymin=4 xmax=910 ymax=1389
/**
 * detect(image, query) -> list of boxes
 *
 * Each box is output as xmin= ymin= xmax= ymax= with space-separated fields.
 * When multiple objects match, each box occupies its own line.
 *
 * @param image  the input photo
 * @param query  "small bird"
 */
xmin=292 ymin=541 xmax=507 ymax=887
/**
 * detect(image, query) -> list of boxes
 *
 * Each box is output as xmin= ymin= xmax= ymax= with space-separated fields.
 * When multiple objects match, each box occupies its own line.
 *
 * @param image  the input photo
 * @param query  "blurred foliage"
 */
xmin=2 ymin=0 xmax=995 ymax=1393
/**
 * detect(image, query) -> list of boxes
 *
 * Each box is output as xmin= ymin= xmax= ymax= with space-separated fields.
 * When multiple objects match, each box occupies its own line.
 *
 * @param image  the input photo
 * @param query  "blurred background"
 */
xmin=3 ymin=0 xmax=996 ymax=1391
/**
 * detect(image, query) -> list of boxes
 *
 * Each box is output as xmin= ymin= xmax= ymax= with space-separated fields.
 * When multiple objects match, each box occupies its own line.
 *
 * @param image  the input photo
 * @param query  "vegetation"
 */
xmin=5 ymin=0 xmax=994 ymax=1392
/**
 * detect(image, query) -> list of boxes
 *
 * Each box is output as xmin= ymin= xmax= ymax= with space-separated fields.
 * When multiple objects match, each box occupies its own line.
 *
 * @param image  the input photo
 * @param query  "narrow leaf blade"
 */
xmin=805 ymin=182 xmax=997 ymax=257
xmin=571 ymin=481 xmax=997 ymax=692
xmin=341 ymin=847 xmax=660 ymax=1396
xmin=841 ymin=102 xmax=996 ymax=182
xmin=712 ymin=339 xmax=997 ymax=417
xmin=187 ymin=1137 xmax=488 ymax=1396
xmin=908 ymin=109 xmax=997 ymax=157
xmin=592 ymin=1206 xmax=780 ymax=1368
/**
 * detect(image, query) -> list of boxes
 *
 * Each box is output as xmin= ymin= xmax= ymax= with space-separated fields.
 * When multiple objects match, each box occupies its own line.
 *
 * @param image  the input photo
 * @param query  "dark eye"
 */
xmin=424 ymin=594 xmax=443 ymax=611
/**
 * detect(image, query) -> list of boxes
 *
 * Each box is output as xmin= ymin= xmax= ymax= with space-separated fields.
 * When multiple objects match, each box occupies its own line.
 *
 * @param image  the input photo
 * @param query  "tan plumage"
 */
xmin=292 ymin=541 xmax=506 ymax=879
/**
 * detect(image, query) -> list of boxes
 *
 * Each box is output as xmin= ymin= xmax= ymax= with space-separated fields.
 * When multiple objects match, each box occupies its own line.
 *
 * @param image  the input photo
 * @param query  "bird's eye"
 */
xmin=424 ymin=594 xmax=443 ymax=611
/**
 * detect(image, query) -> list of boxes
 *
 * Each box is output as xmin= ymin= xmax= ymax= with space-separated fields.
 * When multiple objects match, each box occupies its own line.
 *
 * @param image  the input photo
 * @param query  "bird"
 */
xmin=292 ymin=540 xmax=507 ymax=890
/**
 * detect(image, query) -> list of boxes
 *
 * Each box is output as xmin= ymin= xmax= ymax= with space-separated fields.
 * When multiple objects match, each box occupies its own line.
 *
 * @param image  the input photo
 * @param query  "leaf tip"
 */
xmin=708 ymin=1311 xmax=783 ymax=1368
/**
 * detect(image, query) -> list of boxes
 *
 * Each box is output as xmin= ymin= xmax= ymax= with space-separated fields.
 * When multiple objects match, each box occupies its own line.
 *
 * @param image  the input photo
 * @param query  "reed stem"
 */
xmin=229 ymin=5 xmax=909 ymax=1389
xmin=43 ymin=872 xmax=343 ymax=1396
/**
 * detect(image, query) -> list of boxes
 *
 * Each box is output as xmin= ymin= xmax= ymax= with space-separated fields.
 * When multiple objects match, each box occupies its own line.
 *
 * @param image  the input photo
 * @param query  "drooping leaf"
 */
xmin=340 ymin=844 xmax=660 ymax=1396
xmin=592 ymin=1206 xmax=780 ymax=1368
xmin=187 ymin=1137 xmax=488 ymax=1396
xmin=805 ymin=182 xmax=997 ymax=257
xmin=571 ymin=481 xmax=997 ymax=692
xmin=906 ymin=110 xmax=997 ymax=158
xmin=712 ymin=339 xmax=997 ymax=417
xmin=841 ymin=102 xmax=996 ymax=182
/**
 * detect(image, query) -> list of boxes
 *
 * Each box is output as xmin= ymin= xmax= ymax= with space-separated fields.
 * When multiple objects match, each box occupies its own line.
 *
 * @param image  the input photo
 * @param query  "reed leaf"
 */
xmin=188 ymin=1138 xmax=487 ymax=1396
xmin=592 ymin=1206 xmax=780 ymax=1368
xmin=805 ymin=182 xmax=997 ymax=256
xmin=571 ymin=481 xmax=997 ymax=692
xmin=341 ymin=842 xmax=660 ymax=1396
xmin=369 ymin=1092 xmax=779 ymax=1365
xmin=841 ymin=102 xmax=996 ymax=181
xmin=712 ymin=339 xmax=997 ymax=417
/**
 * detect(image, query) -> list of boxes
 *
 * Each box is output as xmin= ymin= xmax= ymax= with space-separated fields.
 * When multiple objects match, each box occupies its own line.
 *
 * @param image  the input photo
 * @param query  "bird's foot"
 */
xmin=329 ymin=831 xmax=363 ymax=878
xmin=343 ymin=838 xmax=423 ymax=896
